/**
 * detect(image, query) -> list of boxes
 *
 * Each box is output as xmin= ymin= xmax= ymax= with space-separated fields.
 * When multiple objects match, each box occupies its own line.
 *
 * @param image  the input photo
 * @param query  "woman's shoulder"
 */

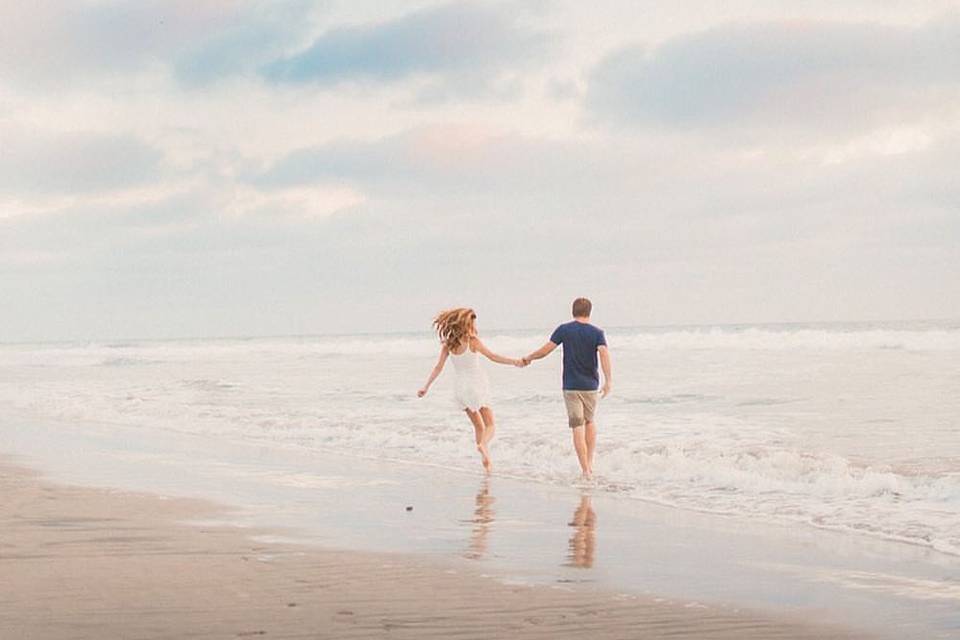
xmin=448 ymin=339 xmax=471 ymax=355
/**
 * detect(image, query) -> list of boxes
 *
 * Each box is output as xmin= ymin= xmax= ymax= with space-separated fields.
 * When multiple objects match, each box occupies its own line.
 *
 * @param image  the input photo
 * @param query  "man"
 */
xmin=523 ymin=298 xmax=612 ymax=479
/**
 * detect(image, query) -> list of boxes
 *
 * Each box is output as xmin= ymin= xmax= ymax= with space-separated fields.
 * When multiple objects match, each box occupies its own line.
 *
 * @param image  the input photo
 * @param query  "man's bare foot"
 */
xmin=477 ymin=444 xmax=492 ymax=473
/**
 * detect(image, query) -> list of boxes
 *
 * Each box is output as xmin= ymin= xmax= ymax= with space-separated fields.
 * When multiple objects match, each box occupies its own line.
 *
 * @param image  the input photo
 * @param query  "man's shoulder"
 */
xmin=584 ymin=323 xmax=606 ymax=344
xmin=549 ymin=322 xmax=570 ymax=343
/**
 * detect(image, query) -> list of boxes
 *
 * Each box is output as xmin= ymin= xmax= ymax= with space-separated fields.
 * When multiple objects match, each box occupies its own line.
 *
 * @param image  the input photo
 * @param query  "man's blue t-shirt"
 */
xmin=549 ymin=321 xmax=607 ymax=391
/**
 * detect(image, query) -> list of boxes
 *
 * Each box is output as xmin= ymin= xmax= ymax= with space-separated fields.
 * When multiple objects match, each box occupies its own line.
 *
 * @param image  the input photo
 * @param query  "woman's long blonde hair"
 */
xmin=433 ymin=307 xmax=477 ymax=352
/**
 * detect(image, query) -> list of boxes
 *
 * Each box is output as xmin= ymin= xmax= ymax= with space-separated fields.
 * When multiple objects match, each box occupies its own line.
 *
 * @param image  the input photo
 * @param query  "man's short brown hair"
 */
xmin=572 ymin=297 xmax=592 ymax=317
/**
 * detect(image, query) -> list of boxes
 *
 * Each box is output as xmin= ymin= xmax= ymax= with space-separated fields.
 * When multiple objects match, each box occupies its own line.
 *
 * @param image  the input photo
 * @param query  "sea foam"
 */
xmin=1 ymin=321 xmax=958 ymax=556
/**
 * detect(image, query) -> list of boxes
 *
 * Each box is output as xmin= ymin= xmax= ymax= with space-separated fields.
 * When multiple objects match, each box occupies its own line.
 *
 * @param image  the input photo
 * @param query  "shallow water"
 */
xmin=4 ymin=418 xmax=958 ymax=640
xmin=1 ymin=320 xmax=958 ymax=556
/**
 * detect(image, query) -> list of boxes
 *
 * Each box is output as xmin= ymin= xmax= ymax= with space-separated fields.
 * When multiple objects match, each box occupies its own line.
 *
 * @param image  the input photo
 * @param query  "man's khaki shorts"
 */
xmin=563 ymin=390 xmax=598 ymax=429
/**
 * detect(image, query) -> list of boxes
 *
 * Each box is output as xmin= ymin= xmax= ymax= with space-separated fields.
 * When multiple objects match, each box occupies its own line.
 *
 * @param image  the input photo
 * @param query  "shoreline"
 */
xmin=0 ymin=459 xmax=872 ymax=639
xmin=4 ymin=413 xmax=960 ymax=639
xmin=3 ymin=417 xmax=958 ymax=639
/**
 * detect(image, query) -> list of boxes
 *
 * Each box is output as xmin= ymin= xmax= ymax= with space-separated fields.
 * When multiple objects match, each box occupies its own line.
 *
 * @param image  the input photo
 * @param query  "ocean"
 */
xmin=2 ymin=320 xmax=958 ymax=557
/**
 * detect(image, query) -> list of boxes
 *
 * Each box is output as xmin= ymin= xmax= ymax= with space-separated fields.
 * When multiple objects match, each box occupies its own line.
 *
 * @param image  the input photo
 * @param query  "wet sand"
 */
xmin=0 ymin=461 xmax=871 ymax=639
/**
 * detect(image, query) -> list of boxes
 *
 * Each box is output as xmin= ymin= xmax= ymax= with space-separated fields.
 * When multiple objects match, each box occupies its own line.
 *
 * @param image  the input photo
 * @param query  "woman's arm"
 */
xmin=418 ymin=346 xmax=449 ymax=397
xmin=473 ymin=337 xmax=522 ymax=366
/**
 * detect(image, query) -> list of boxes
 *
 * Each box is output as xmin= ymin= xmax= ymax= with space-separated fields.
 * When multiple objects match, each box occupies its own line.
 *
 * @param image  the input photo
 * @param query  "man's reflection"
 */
xmin=464 ymin=478 xmax=496 ymax=560
xmin=565 ymin=493 xmax=596 ymax=568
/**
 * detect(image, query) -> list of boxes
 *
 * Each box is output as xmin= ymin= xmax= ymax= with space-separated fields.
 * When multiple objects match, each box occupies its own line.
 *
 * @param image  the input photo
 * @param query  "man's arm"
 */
xmin=523 ymin=341 xmax=557 ymax=365
xmin=598 ymin=345 xmax=612 ymax=398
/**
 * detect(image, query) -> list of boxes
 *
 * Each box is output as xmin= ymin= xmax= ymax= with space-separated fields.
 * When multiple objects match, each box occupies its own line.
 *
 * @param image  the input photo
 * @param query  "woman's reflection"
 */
xmin=464 ymin=478 xmax=496 ymax=560
xmin=565 ymin=493 xmax=596 ymax=568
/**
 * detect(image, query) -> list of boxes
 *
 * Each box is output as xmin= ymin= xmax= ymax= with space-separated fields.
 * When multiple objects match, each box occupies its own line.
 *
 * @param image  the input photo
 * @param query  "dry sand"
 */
xmin=0 ymin=461 xmax=872 ymax=639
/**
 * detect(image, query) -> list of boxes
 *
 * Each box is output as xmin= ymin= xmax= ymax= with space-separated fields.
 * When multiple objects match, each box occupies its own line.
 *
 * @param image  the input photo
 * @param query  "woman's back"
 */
xmin=448 ymin=339 xmax=489 ymax=412
xmin=449 ymin=341 xmax=483 ymax=377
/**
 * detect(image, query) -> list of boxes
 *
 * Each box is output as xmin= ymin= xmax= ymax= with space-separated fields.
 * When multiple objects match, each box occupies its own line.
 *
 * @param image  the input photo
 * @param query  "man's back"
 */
xmin=521 ymin=297 xmax=612 ymax=478
xmin=549 ymin=321 xmax=606 ymax=391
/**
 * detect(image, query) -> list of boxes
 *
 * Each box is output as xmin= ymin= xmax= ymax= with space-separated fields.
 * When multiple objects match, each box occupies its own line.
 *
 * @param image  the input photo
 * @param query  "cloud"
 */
xmin=0 ymin=0 xmax=316 ymax=88
xmin=2 ymin=4 xmax=959 ymax=340
xmin=0 ymin=1 xmax=546 ymax=94
xmin=586 ymin=15 xmax=960 ymax=130
xmin=252 ymin=124 xmax=614 ymax=195
xmin=0 ymin=130 xmax=164 ymax=196
xmin=173 ymin=1 xmax=320 ymax=86
xmin=4 ymin=124 xmax=958 ymax=339
xmin=251 ymin=123 xmax=960 ymax=252
xmin=261 ymin=2 xmax=549 ymax=90
xmin=218 ymin=184 xmax=366 ymax=221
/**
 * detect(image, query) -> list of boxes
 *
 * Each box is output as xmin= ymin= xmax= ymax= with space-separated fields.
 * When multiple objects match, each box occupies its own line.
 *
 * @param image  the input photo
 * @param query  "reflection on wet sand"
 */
xmin=464 ymin=479 xmax=496 ymax=560
xmin=566 ymin=493 xmax=596 ymax=568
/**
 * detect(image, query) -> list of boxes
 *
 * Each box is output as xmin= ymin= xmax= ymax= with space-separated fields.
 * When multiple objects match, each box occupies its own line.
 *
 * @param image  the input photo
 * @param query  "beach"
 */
xmin=1 ymin=324 xmax=958 ymax=638
xmin=6 ymin=1 xmax=959 ymax=635
xmin=2 ymin=459 xmax=871 ymax=639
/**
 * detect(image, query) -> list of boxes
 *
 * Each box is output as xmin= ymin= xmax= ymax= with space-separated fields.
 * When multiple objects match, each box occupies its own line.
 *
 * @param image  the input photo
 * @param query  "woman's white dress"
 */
xmin=449 ymin=344 xmax=490 ymax=411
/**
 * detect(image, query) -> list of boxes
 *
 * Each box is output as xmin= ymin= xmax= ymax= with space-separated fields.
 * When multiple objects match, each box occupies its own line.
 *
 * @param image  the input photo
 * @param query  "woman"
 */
xmin=417 ymin=308 xmax=523 ymax=472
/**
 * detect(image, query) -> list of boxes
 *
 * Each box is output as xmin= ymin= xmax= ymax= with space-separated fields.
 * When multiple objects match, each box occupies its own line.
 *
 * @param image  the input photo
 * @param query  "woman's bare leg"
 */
xmin=479 ymin=406 xmax=496 ymax=446
xmin=465 ymin=409 xmax=492 ymax=472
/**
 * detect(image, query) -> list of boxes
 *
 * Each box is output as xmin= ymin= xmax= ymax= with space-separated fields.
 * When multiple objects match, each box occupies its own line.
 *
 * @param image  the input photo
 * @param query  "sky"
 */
xmin=1 ymin=0 xmax=958 ymax=341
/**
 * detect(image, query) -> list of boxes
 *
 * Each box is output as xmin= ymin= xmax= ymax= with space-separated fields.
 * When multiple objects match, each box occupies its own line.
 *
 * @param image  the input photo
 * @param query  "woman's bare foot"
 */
xmin=477 ymin=444 xmax=492 ymax=473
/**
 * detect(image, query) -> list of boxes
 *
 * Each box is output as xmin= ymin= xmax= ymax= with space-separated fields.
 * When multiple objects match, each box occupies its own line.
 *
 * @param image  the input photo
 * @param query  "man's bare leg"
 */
xmin=571 ymin=425 xmax=591 ymax=477
xmin=479 ymin=406 xmax=496 ymax=446
xmin=465 ymin=409 xmax=492 ymax=472
xmin=585 ymin=420 xmax=597 ymax=472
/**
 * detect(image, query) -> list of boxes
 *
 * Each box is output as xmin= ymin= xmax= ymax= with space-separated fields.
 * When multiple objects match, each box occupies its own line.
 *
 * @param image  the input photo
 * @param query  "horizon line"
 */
xmin=2 ymin=316 xmax=958 ymax=347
